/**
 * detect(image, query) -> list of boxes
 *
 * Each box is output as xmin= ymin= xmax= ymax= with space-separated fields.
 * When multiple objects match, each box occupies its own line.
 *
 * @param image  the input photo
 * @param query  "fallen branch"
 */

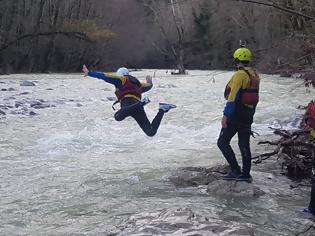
xmin=255 ymin=119 xmax=314 ymax=178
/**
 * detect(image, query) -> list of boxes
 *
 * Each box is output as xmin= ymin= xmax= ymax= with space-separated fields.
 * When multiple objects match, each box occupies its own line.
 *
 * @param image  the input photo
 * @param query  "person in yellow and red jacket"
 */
xmin=217 ymin=47 xmax=260 ymax=183
xmin=82 ymin=65 xmax=176 ymax=137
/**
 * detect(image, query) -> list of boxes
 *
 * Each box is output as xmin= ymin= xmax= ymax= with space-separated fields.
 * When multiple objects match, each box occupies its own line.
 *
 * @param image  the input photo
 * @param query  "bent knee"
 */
xmin=114 ymin=114 xmax=124 ymax=121
xmin=144 ymin=129 xmax=157 ymax=137
xmin=217 ymin=138 xmax=227 ymax=149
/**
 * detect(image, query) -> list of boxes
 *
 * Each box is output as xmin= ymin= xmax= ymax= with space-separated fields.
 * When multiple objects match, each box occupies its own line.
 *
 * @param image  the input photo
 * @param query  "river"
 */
xmin=0 ymin=70 xmax=314 ymax=235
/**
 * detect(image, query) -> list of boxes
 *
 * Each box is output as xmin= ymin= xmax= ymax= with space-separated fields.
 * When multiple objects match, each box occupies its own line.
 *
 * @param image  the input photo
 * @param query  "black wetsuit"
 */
xmin=308 ymin=159 xmax=315 ymax=214
xmin=114 ymin=98 xmax=165 ymax=137
xmin=87 ymin=71 xmax=165 ymax=137
xmin=217 ymin=68 xmax=259 ymax=177
xmin=217 ymin=107 xmax=254 ymax=176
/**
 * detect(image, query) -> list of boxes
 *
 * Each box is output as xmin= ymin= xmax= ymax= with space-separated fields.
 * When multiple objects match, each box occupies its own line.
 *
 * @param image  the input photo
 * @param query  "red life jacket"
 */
xmin=115 ymin=75 xmax=142 ymax=101
xmin=306 ymin=100 xmax=315 ymax=129
xmin=224 ymin=68 xmax=260 ymax=106
xmin=240 ymin=69 xmax=260 ymax=106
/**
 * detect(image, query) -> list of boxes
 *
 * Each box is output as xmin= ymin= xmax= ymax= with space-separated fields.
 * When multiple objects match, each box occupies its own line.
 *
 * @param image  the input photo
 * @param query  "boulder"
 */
xmin=169 ymin=166 xmax=229 ymax=187
xmin=207 ymin=179 xmax=265 ymax=197
xmin=20 ymin=80 xmax=36 ymax=86
xmin=0 ymin=109 xmax=6 ymax=115
xmin=19 ymin=92 xmax=30 ymax=95
xmin=169 ymin=165 xmax=265 ymax=197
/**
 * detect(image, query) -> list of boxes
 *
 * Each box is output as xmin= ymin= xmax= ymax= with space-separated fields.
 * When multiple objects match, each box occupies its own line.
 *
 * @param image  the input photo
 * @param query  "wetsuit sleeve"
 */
xmin=141 ymin=82 xmax=153 ymax=93
xmin=223 ymin=71 xmax=245 ymax=117
xmin=88 ymin=71 xmax=124 ymax=88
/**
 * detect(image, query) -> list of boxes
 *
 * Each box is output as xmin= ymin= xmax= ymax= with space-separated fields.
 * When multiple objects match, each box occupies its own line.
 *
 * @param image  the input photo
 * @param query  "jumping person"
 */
xmin=217 ymin=47 xmax=260 ymax=183
xmin=82 ymin=65 xmax=176 ymax=137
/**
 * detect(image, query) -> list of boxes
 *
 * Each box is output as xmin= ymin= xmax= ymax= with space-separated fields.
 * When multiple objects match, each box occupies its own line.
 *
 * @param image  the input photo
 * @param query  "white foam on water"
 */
xmin=0 ymin=70 xmax=314 ymax=235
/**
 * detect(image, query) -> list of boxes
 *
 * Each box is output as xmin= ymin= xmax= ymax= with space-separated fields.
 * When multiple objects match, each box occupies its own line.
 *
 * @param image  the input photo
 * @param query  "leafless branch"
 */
xmin=231 ymin=0 xmax=315 ymax=21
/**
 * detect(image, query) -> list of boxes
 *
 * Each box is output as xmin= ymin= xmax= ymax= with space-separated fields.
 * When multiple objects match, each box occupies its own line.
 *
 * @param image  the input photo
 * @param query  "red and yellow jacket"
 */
xmin=88 ymin=71 xmax=152 ymax=101
xmin=223 ymin=67 xmax=260 ymax=117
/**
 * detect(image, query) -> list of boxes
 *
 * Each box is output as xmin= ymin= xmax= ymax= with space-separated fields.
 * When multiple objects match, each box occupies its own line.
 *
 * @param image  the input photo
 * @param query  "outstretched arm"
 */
xmin=82 ymin=64 xmax=123 ymax=88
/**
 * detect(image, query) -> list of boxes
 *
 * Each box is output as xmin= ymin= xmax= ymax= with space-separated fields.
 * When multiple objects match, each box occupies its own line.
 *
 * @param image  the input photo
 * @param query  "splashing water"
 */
xmin=0 ymin=70 xmax=314 ymax=235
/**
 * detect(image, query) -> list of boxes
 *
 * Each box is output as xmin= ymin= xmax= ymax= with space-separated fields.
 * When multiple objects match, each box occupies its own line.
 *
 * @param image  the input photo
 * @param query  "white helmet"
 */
xmin=116 ymin=67 xmax=129 ymax=76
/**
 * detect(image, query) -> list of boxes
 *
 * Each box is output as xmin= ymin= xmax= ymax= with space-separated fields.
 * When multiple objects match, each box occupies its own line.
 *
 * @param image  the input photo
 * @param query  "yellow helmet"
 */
xmin=233 ymin=48 xmax=252 ymax=62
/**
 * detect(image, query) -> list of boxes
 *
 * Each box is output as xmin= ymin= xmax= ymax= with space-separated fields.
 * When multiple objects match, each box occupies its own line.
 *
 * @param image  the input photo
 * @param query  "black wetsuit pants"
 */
xmin=309 ymin=157 xmax=315 ymax=214
xmin=217 ymin=123 xmax=252 ymax=176
xmin=309 ymin=176 xmax=315 ymax=214
xmin=114 ymin=98 xmax=164 ymax=137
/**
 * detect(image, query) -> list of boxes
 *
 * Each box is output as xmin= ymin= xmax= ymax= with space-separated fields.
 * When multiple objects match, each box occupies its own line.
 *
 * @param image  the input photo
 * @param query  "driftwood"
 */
xmin=253 ymin=124 xmax=315 ymax=179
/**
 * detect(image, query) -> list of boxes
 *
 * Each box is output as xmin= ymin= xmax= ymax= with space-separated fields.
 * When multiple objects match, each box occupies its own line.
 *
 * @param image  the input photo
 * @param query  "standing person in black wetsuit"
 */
xmin=82 ymin=65 xmax=176 ymax=137
xmin=217 ymin=47 xmax=260 ymax=183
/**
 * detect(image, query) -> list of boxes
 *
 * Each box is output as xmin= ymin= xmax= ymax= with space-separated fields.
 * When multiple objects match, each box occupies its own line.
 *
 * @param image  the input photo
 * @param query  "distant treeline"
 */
xmin=0 ymin=0 xmax=314 ymax=74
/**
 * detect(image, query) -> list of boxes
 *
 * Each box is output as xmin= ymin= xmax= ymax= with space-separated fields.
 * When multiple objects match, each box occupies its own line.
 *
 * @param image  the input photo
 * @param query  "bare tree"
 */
xmin=142 ymin=0 xmax=192 ymax=74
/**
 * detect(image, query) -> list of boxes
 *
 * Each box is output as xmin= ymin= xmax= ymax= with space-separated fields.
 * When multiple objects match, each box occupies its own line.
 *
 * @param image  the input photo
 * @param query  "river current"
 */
xmin=0 ymin=70 xmax=314 ymax=235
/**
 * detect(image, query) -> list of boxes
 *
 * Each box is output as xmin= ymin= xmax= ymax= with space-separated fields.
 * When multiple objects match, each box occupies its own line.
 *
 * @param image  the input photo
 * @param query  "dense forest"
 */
xmin=0 ymin=0 xmax=315 ymax=74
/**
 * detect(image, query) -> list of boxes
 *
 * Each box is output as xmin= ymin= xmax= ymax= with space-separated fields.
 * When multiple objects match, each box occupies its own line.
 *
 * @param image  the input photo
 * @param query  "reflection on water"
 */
xmin=0 ymin=71 xmax=314 ymax=235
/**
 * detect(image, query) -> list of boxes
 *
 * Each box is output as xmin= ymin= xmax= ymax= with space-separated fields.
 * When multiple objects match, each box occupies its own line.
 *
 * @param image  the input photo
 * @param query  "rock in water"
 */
xmin=19 ymin=92 xmax=30 ymax=95
xmin=169 ymin=166 xmax=265 ymax=197
xmin=0 ymin=109 xmax=6 ymax=115
xmin=207 ymin=179 xmax=265 ymax=197
xmin=106 ymin=97 xmax=116 ymax=101
xmin=20 ymin=80 xmax=36 ymax=86
xmin=169 ymin=166 xmax=229 ymax=187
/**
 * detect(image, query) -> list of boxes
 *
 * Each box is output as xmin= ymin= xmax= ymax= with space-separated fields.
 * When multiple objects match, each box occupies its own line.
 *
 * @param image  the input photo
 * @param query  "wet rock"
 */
xmin=0 ymin=109 xmax=6 ymax=115
xmin=32 ymin=104 xmax=50 ymax=109
xmin=207 ymin=179 xmax=265 ymax=197
xmin=20 ymin=80 xmax=36 ymax=86
xmin=30 ymin=101 xmax=42 ymax=107
xmin=15 ymin=101 xmax=24 ymax=108
xmin=106 ymin=97 xmax=116 ymax=101
xmin=169 ymin=165 xmax=229 ymax=187
xmin=30 ymin=100 xmax=50 ymax=109
xmin=0 ymin=104 xmax=13 ymax=109
xmin=19 ymin=92 xmax=30 ymax=95
xmin=10 ymin=110 xmax=27 ymax=115
xmin=170 ymin=166 xmax=265 ymax=197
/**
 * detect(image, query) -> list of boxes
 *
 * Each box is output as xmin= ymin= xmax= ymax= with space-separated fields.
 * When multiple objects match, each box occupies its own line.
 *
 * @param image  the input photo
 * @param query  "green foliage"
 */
xmin=62 ymin=20 xmax=116 ymax=43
